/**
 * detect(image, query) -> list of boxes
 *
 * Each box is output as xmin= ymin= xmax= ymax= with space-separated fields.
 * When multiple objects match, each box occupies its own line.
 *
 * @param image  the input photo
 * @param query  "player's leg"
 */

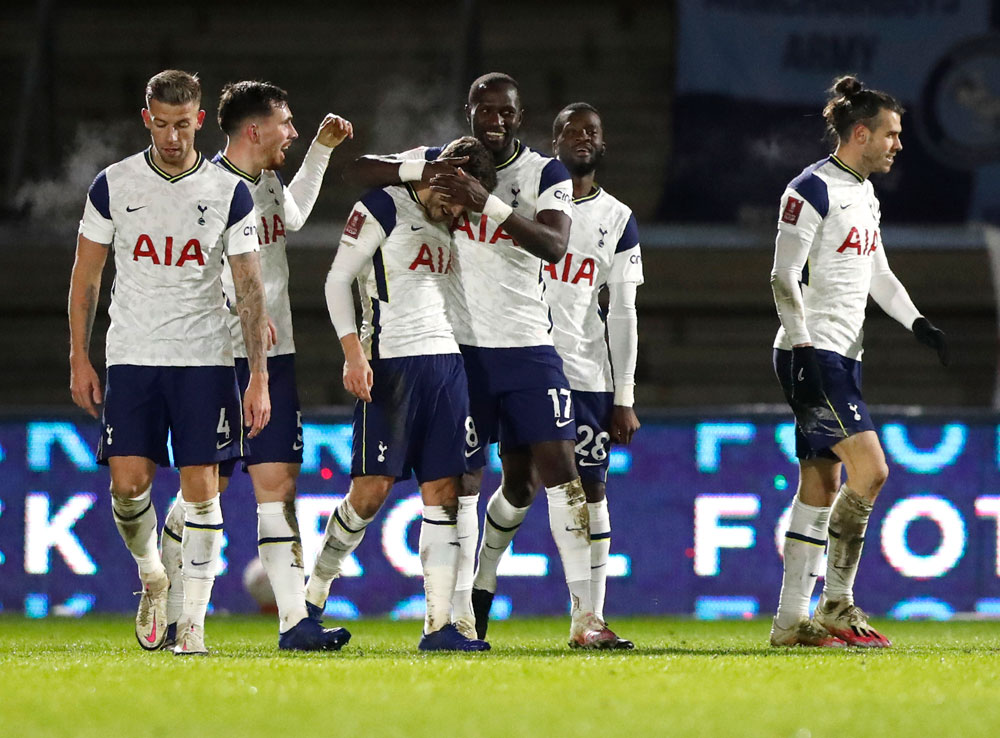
xmin=108 ymin=455 xmax=170 ymax=650
xmin=452 ymin=345 xmax=499 ymax=633
xmin=305 ymin=474 xmax=393 ymax=615
xmin=166 ymin=365 xmax=243 ymax=655
xmin=173 ymin=463 xmax=222 ymax=656
xmin=572 ymin=390 xmax=631 ymax=645
xmin=815 ymin=429 xmax=891 ymax=647
xmin=159 ymin=491 xmax=185 ymax=647
xmin=470 ymin=450 xmax=537 ymax=638
xmin=416 ymin=475 xmax=490 ymax=652
xmin=100 ymin=365 xmax=172 ymax=650
xmin=770 ymin=456 xmax=845 ymax=648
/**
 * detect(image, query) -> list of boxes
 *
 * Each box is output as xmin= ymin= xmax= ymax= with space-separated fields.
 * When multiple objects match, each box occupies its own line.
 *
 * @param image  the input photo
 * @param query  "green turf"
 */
xmin=1 ymin=616 xmax=999 ymax=738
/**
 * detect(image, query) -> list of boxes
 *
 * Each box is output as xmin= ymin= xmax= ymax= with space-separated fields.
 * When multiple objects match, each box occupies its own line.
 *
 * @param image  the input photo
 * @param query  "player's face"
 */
xmin=467 ymin=83 xmax=523 ymax=158
xmin=554 ymin=110 xmax=605 ymax=177
xmin=256 ymin=103 xmax=298 ymax=170
xmin=860 ymin=110 xmax=902 ymax=175
xmin=422 ymin=190 xmax=465 ymax=223
xmin=142 ymin=99 xmax=204 ymax=169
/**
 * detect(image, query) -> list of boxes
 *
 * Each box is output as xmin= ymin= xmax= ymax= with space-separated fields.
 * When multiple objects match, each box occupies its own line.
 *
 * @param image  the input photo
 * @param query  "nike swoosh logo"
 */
xmin=484 ymin=543 xmax=505 ymax=550
xmin=191 ymin=559 xmax=212 ymax=567
xmin=564 ymin=526 xmax=586 ymax=533
xmin=292 ymin=442 xmax=303 ymax=450
xmin=797 ymin=368 xmax=804 ymax=382
xmin=145 ymin=615 xmax=158 ymax=644
xmin=809 ymin=573 xmax=819 ymax=578
xmin=579 ymin=459 xmax=603 ymax=467
xmin=840 ymin=203 xmax=852 ymax=209
xmin=410 ymin=225 xmax=423 ymax=231
xmin=126 ymin=205 xmax=147 ymax=212
xmin=556 ymin=419 xmax=573 ymax=428
xmin=217 ymin=439 xmax=232 ymax=450
xmin=465 ymin=447 xmax=480 ymax=458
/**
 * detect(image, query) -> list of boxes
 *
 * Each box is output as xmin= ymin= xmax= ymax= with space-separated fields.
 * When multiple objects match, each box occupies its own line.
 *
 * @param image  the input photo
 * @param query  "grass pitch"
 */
xmin=1 ymin=616 xmax=998 ymax=738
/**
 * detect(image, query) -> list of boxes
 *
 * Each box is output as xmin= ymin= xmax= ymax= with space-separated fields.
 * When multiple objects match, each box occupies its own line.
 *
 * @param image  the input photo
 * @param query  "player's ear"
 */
xmin=141 ymin=108 xmax=152 ymax=129
xmin=464 ymin=103 xmax=472 ymax=125
xmin=196 ymin=110 xmax=206 ymax=129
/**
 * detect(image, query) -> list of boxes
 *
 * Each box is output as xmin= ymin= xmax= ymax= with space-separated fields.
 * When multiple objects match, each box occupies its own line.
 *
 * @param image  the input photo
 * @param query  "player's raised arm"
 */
xmin=283 ymin=113 xmax=354 ymax=231
xmin=342 ymin=150 xmax=468 ymax=190
xmin=68 ymin=234 xmax=110 ymax=417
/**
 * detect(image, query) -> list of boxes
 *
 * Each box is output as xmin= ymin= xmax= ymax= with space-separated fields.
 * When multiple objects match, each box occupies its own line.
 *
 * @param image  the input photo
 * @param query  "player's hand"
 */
xmin=610 ymin=406 xmax=640 ymax=445
xmin=243 ymin=372 xmax=271 ymax=439
xmin=912 ymin=317 xmax=950 ymax=366
xmin=315 ymin=114 xmax=354 ymax=148
xmin=422 ymin=157 xmax=468 ymax=182
xmin=430 ymin=169 xmax=489 ymax=211
xmin=266 ymin=318 xmax=278 ymax=351
xmin=343 ymin=355 xmax=373 ymax=402
xmin=791 ymin=345 xmax=825 ymax=406
xmin=69 ymin=357 xmax=103 ymax=418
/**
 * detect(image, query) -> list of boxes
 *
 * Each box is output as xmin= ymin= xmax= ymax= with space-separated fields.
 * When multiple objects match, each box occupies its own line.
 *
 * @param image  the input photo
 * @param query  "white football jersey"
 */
xmin=544 ymin=187 xmax=644 ymax=392
xmin=401 ymin=141 xmax=574 ymax=348
xmin=78 ymin=149 xmax=259 ymax=367
xmin=338 ymin=185 xmax=459 ymax=359
xmin=773 ymin=155 xmax=885 ymax=360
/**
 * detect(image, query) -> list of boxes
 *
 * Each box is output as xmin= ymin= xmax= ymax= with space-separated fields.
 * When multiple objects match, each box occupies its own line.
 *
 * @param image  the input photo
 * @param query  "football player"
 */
xmin=769 ymin=75 xmax=949 ymax=648
xmin=68 ymin=69 xmax=270 ymax=656
xmin=158 ymin=81 xmax=354 ymax=651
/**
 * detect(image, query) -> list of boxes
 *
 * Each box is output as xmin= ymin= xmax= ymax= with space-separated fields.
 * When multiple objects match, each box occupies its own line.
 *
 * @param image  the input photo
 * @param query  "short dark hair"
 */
xmin=217 ymin=81 xmax=290 ymax=135
xmin=439 ymin=136 xmax=497 ymax=193
xmin=823 ymin=75 xmax=904 ymax=144
xmin=552 ymin=102 xmax=601 ymax=140
xmin=467 ymin=72 xmax=519 ymax=105
xmin=145 ymin=69 xmax=201 ymax=107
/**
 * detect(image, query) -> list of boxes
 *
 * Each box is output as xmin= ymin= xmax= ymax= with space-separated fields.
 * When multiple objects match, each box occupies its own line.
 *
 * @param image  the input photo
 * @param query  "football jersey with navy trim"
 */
xmin=338 ymin=185 xmax=459 ymax=359
xmin=79 ymin=149 xmax=259 ymax=367
xmin=773 ymin=155 xmax=884 ymax=360
xmin=544 ymin=187 xmax=644 ymax=392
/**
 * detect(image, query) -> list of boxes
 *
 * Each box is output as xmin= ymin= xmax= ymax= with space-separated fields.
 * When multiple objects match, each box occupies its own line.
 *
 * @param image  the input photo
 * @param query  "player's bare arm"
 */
xmin=314 ymin=113 xmax=354 ymax=148
xmin=430 ymin=171 xmax=570 ymax=263
xmin=339 ymin=333 xmax=373 ymax=403
xmin=68 ymin=234 xmax=109 ymax=418
xmin=342 ymin=155 xmax=468 ymax=189
xmin=229 ymin=250 xmax=271 ymax=437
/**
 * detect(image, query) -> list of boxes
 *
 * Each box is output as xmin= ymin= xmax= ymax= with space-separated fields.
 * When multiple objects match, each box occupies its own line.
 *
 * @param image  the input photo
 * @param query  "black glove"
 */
xmin=791 ymin=346 xmax=825 ymax=405
xmin=912 ymin=317 xmax=950 ymax=366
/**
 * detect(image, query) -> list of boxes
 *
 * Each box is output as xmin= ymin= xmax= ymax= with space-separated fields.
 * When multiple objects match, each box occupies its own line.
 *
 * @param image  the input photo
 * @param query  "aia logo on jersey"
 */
xmin=408 ymin=243 xmax=453 ymax=273
xmin=258 ymin=214 xmax=285 ymax=245
xmin=836 ymin=227 xmax=879 ymax=256
xmin=543 ymin=252 xmax=595 ymax=286
xmin=132 ymin=234 xmax=205 ymax=266
xmin=452 ymin=212 xmax=519 ymax=247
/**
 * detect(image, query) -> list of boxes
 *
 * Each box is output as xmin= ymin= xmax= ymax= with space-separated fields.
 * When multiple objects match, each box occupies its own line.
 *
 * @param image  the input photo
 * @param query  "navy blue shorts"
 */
xmin=352 ymin=353 xmax=474 ymax=484
xmin=220 ymin=354 xmax=304 ymax=477
xmin=773 ymin=348 xmax=876 ymax=460
xmin=572 ymin=390 xmax=613 ymax=483
xmin=98 ymin=364 xmax=243 ymax=468
xmin=459 ymin=345 xmax=576 ymax=467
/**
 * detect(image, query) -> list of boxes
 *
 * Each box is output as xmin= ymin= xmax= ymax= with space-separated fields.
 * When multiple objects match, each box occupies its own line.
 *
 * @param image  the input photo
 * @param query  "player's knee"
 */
xmin=869 ymin=461 xmax=889 ymax=493
xmin=109 ymin=473 xmax=154 ymax=499
xmin=502 ymin=479 xmax=535 ymax=508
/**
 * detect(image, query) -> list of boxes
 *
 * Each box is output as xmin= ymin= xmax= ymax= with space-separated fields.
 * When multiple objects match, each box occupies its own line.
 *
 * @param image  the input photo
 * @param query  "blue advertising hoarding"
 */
xmin=1 ymin=411 xmax=999 ymax=621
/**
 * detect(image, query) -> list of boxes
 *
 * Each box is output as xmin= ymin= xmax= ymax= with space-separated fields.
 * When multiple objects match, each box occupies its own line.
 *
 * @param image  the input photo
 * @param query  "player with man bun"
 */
xmin=769 ymin=75 xmax=949 ymax=648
